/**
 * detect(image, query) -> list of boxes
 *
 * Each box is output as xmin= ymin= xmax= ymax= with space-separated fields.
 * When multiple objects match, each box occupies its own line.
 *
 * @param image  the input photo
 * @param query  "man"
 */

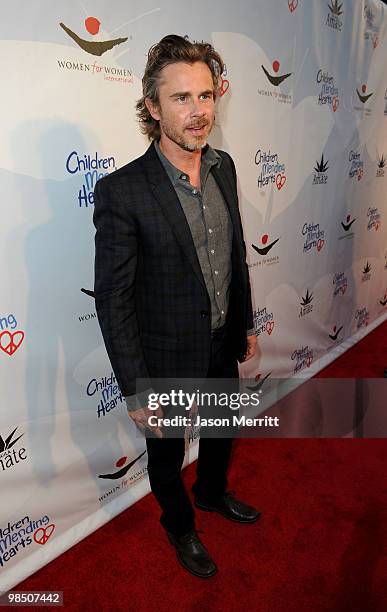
xmin=93 ymin=34 xmax=260 ymax=579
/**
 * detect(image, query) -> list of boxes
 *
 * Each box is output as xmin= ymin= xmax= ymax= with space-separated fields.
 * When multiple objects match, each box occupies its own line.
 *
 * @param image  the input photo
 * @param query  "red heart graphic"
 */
xmin=306 ymin=356 xmax=313 ymax=368
xmin=332 ymin=97 xmax=339 ymax=112
xmin=276 ymin=174 xmax=286 ymax=190
xmin=266 ymin=321 xmax=275 ymax=335
xmin=219 ymin=78 xmax=229 ymax=97
xmin=372 ymin=34 xmax=379 ymax=48
xmin=34 ymin=524 xmax=55 ymax=545
xmin=288 ymin=0 xmax=298 ymax=12
xmin=375 ymin=222 xmax=380 ymax=231
xmin=0 ymin=330 xmax=25 ymax=356
xmin=317 ymin=239 xmax=325 ymax=252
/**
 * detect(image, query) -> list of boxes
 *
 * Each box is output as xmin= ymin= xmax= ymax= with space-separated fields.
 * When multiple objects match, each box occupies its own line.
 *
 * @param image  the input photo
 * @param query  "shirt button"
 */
xmin=192 ymin=189 xmax=198 ymax=195
xmin=217 ymin=291 xmax=220 ymax=296
xmin=221 ymin=310 xmax=225 ymax=315
xmin=211 ymin=249 xmax=215 ymax=254
xmin=215 ymin=270 xmax=218 ymax=275
xmin=181 ymin=174 xmax=188 ymax=180
xmin=203 ymin=205 xmax=206 ymax=209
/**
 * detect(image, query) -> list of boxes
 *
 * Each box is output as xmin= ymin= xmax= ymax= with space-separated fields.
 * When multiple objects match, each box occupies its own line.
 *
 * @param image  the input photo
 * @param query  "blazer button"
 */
xmin=200 ymin=310 xmax=209 ymax=318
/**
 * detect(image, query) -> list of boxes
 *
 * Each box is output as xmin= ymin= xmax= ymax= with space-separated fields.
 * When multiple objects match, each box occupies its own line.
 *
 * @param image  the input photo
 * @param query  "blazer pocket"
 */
xmin=140 ymin=332 xmax=179 ymax=350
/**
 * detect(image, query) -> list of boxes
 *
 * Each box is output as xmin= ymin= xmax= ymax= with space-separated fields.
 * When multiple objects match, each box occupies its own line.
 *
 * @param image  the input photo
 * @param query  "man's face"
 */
xmin=147 ymin=61 xmax=216 ymax=152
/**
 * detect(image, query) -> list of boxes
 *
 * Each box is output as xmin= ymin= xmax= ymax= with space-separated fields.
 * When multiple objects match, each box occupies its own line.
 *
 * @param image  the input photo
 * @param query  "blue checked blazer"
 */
xmin=93 ymin=142 xmax=253 ymax=397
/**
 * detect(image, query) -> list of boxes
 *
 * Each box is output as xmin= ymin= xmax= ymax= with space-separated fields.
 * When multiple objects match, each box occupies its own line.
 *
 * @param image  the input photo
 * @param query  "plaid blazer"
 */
xmin=93 ymin=142 xmax=253 ymax=396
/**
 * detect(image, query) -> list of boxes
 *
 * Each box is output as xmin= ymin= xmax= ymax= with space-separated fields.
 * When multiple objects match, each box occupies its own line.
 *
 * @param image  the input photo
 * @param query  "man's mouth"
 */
xmin=186 ymin=124 xmax=207 ymax=135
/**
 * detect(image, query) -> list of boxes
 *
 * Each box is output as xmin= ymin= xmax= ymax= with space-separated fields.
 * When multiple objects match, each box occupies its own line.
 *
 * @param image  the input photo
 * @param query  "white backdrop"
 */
xmin=0 ymin=0 xmax=386 ymax=592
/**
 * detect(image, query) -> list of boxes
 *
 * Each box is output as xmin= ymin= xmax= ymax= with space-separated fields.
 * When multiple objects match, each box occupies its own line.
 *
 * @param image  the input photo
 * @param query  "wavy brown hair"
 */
xmin=136 ymin=34 xmax=224 ymax=141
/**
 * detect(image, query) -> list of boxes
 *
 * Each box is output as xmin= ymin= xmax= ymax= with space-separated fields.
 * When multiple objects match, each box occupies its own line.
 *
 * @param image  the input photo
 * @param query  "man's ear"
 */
xmin=145 ymin=97 xmax=161 ymax=121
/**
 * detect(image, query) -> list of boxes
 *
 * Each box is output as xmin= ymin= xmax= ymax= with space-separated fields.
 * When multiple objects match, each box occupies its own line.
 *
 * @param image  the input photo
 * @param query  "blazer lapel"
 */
xmin=211 ymin=161 xmax=244 ymax=258
xmin=140 ymin=143 xmax=207 ymax=291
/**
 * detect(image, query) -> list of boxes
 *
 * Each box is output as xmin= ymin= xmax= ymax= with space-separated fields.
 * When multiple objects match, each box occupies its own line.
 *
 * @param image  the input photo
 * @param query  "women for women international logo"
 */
xmin=353 ymin=83 xmax=374 ymax=116
xmin=59 ymin=16 xmax=127 ymax=56
xmin=57 ymin=15 xmax=134 ymax=84
xmin=250 ymin=233 xmax=280 ymax=269
xmin=259 ymin=59 xmax=292 ymax=105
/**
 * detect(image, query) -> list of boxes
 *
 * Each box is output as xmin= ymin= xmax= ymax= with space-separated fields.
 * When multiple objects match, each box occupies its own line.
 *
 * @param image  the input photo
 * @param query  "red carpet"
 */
xmin=15 ymin=321 xmax=387 ymax=611
xmin=316 ymin=320 xmax=387 ymax=378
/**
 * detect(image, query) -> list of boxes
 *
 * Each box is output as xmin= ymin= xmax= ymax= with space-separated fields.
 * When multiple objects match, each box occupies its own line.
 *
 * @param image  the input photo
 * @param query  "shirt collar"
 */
xmin=154 ymin=139 xmax=222 ymax=186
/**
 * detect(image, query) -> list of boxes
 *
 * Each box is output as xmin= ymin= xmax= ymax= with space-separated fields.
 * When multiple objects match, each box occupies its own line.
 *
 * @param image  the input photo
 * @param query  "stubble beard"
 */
xmin=159 ymin=115 xmax=214 ymax=152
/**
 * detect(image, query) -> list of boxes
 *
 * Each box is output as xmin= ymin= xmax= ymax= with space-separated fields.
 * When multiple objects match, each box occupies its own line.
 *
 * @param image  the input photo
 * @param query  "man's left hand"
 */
xmin=243 ymin=334 xmax=257 ymax=362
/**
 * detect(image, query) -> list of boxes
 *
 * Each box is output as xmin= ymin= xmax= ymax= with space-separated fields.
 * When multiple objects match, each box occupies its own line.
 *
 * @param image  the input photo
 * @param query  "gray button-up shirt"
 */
xmin=154 ymin=139 xmax=232 ymax=331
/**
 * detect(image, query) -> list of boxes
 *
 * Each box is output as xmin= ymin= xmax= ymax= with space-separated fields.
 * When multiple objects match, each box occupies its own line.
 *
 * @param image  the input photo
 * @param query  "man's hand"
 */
xmin=128 ymin=402 xmax=164 ymax=438
xmin=243 ymin=333 xmax=257 ymax=362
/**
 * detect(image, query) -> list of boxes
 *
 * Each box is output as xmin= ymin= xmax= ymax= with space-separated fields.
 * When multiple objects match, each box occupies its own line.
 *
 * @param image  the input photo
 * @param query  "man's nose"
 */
xmin=190 ymin=98 xmax=205 ymax=115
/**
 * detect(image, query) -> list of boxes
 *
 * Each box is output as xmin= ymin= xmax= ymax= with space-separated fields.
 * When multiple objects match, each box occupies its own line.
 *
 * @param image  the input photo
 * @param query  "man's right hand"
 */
xmin=128 ymin=402 xmax=164 ymax=438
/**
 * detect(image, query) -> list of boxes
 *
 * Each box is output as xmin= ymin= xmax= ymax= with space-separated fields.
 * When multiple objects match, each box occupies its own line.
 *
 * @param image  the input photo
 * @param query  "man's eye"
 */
xmin=200 ymin=94 xmax=211 ymax=100
xmin=177 ymin=96 xmax=186 ymax=102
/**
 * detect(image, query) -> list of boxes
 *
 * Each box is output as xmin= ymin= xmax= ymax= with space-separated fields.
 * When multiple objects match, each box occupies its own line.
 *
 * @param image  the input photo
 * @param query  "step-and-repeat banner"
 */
xmin=1 ymin=0 xmax=386 ymax=592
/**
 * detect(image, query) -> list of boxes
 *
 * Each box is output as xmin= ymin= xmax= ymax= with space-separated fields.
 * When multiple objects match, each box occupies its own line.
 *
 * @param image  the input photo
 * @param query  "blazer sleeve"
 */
xmin=226 ymin=153 xmax=254 ymax=333
xmin=93 ymin=177 xmax=150 ymax=397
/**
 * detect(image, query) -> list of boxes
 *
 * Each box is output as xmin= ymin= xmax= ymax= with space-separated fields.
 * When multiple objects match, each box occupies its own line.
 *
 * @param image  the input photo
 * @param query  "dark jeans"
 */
xmin=145 ymin=323 xmax=239 ymax=537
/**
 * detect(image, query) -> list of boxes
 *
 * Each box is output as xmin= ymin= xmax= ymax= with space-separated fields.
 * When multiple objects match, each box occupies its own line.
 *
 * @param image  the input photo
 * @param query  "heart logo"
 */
xmin=372 ymin=34 xmax=379 ymax=48
xmin=276 ymin=174 xmax=286 ymax=190
xmin=317 ymin=239 xmax=325 ymax=252
xmin=219 ymin=78 xmax=229 ymax=97
xmin=288 ymin=0 xmax=298 ymax=12
xmin=266 ymin=321 xmax=275 ymax=335
xmin=332 ymin=97 xmax=339 ymax=112
xmin=375 ymin=222 xmax=380 ymax=231
xmin=357 ymin=168 xmax=363 ymax=181
xmin=306 ymin=356 xmax=313 ymax=368
xmin=0 ymin=330 xmax=25 ymax=356
xmin=34 ymin=524 xmax=55 ymax=545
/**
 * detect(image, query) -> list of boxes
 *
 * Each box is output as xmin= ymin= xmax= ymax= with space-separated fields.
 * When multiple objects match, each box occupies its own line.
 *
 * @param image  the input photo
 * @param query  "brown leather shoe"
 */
xmin=167 ymin=529 xmax=217 ymax=578
xmin=195 ymin=491 xmax=261 ymax=523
